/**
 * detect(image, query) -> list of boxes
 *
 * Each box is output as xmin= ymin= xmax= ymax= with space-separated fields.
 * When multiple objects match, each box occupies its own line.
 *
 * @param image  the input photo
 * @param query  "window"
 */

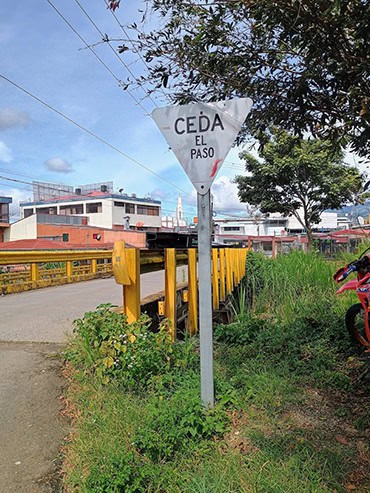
xmin=114 ymin=201 xmax=125 ymax=207
xmin=126 ymin=203 xmax=135 ymax=214
xmin=36 ymin=206 xmax=57 ymax=215
xmin=0 ymin=203 xmax=10 ymax=223
xmin=62 ymin=233 xmax=69 ymax=242
xmin=60 ymin=204 xmax=84 ymax=215
xmin=137 ymin=205 xmax=160 ymax=216
xmin=24 ymin=208 xmax=34 ymax=218
xmin=224 ymin=226 xmax=241 ymax=231
xmin=86 ymin=202 xmax=102 ymax=213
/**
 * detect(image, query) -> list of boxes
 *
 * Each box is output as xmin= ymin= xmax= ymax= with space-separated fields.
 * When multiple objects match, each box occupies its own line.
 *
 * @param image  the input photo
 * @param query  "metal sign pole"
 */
xmin=197 ymin=190 xmax=214 ymax=408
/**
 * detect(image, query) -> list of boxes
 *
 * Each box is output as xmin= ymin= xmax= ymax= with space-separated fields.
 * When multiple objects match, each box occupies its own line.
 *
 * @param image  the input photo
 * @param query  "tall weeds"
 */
xmin=215 ymin=250 xmax=357 ymax=386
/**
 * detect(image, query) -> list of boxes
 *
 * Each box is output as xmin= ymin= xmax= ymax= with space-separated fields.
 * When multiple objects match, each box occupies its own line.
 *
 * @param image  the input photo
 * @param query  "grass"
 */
xmin=62 ymin=251 xmax=369 ymax=493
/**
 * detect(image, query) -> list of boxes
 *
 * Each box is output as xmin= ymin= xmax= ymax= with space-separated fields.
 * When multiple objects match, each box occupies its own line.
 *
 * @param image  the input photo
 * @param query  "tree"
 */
xmin=114 ymin=0 xmax=369 ymax=157
xmin=234 ymin=130 xmax=363 ymax=245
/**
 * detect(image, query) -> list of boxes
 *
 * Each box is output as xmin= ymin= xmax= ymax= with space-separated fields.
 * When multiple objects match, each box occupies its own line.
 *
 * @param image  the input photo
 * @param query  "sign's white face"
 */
xmin=152 ymin=98 xmax=253 ymax=194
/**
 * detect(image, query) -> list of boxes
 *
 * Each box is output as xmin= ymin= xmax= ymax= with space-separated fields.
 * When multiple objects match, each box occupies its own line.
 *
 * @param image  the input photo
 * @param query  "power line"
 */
xmin=103 ymin=0 xmax=169 ymax=102
xmin=74 ymin=0 xmax=159 ymax=108
xmin=45 ymin=0 xmax=151 ymax=116
xmin=0 ymin=72 xmax=193 ymax=197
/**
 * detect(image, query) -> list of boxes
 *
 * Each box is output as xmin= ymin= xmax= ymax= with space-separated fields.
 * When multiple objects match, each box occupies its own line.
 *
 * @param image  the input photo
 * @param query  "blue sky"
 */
xmin=0 ymin=0 xmax=249 ymax=222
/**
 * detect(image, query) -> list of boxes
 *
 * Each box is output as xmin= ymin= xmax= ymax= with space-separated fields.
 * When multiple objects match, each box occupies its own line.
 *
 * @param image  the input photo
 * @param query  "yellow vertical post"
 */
xmin=188 ymin=248 xmax=198 ymax=335
xmin=165 ymin=248 xmax=176 ymax=340
xmin=226 ymin=248 xmax=232 ymax=294
xmin=212 ymin=249 xmax=219 ymax=310
xmin=237 ymin=249 xmax=242 ymax=283
xmin=219 ymin=248 xmax=226 ymax=301
xmin=91 ymin=258 xmax=97 ymax=274
xmin=240 ymin=249 xmax=244 ymax=280
xmin=30 ymin=263 xmax=39 ymax=282
xmin=234 ymin=250 xmax=238 ymax=286
xmin=230 ymin=249 xmax=235 ymax=289
xmin=66 ymin=261 xmax=73 ymax=278
xmin=234 ymin=250 xmax=239 ymax=285
xmin=123 ymin=248 xmax=141 ymax=323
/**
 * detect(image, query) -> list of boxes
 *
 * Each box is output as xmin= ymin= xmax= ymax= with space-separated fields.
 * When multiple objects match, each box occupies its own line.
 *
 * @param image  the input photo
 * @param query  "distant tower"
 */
xmin=174 ymin=194 xmax=187 ymax=228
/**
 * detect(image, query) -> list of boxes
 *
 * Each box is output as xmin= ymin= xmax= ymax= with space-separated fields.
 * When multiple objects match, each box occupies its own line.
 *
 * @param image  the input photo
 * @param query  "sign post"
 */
xmin=197 ymin=190 xmax=214 ymax=406
xmin=152 ymin=98 xmax=253 ymax=407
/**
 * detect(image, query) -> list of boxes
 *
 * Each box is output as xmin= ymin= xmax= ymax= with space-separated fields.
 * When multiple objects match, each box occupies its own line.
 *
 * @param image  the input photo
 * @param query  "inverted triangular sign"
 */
xmin=152 ymin=98 xmax=253 ymax=194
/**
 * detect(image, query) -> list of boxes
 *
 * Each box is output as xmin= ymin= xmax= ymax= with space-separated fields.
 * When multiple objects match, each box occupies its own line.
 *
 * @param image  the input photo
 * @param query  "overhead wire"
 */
xmin=0 ymin=75 xmax=247 ymax=220
xmin=2 ymin=2 xmax=249 ymax=221
xmin=73 ymin=0 xmax=160 ymax=108
xmin=45 ymin=0 xmax=151 ymax=116
xmin=102 ymin=0 xmax=169 ymax=102
xmin=0 ymin=73 xmax=194 ymax=198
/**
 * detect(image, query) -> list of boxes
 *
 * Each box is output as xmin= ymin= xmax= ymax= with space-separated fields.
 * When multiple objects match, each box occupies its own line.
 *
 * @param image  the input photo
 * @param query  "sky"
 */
xmin=0 ymin=0 xmax=250 ymax=222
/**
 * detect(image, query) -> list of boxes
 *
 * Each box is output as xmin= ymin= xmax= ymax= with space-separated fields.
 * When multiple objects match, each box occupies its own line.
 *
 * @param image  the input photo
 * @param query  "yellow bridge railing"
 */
xmin=0 ymin=247 xmax=248 ymax=337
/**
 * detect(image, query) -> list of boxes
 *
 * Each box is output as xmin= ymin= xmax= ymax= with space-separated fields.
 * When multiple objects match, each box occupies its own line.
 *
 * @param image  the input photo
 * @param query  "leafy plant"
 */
xmin=69 ymin=305 xmax=194 ymax=388
xmin=134 ymin=389 xmax=229 ymax=463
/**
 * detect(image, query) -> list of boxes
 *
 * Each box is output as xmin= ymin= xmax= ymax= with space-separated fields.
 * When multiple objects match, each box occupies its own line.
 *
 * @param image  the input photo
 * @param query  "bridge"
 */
xmin=0 ymin=247 xmax=247 ymax=343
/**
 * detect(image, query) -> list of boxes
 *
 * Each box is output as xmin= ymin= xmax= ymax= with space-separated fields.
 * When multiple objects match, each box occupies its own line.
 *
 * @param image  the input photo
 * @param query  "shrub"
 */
xmin=69 ymin=304 xmax=195 ymax=388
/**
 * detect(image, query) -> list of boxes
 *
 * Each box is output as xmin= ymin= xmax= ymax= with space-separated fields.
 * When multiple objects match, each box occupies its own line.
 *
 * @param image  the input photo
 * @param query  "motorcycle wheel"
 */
xmin=345 ymin=303 xmax=370 ymax=347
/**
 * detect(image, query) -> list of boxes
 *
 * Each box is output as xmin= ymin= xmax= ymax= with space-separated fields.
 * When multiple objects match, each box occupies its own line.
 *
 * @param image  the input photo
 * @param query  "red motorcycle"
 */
xmin=334 ymin=248 xmax=370 ymax=350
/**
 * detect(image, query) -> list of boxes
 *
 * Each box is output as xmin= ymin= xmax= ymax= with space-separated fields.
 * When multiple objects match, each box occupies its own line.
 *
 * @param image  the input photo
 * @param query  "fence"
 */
xmin=0 ymin=247 xmax=248 ymax=337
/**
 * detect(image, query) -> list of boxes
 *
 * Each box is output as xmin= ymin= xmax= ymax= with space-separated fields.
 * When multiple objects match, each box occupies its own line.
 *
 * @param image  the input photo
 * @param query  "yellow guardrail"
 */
xmin=0 ymin=249 xmax=190 ymax=295
xmin=117 ymin=247 xmax=248 ymax=339
xmin=0 ymin=247 xmax=248 ymax=339
xmin=0 ymin=249 xmax=114 ymax=294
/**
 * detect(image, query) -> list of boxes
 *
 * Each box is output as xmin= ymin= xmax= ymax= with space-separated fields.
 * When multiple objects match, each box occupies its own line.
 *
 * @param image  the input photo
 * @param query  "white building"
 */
xmin=215 ymin=210 xmax=340 ymax=244
xmin=20 ymin=186 xmax=161 ymax=231
xmin=286 ymin=211 xmax=338 ymax=233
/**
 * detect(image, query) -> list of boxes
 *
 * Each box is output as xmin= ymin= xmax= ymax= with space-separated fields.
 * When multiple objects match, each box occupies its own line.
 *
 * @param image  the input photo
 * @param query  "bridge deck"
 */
xmin=0 ymin=266 xmax=187 ymax=344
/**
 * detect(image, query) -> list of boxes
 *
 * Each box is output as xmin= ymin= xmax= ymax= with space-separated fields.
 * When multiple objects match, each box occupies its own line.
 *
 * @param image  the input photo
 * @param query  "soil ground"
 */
xmin=0 ymin=341 xmax=67 ymax=493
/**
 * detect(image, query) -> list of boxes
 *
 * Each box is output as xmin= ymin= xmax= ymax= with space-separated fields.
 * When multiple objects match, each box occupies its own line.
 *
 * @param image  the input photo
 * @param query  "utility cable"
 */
xmin=74 ymin=0 xmax=159 ymax=108
xmin=46 ymin=0 xmax=151 ymax=116
xmin=103 ymin=0 xmax=169 ymax=102
xmin=0 ymin=73 xmax=193 ymax=197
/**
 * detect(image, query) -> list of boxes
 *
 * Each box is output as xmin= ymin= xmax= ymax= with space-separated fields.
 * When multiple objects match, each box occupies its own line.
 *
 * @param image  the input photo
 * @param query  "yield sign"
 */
xmin=152 ymin=98 xmax=253 ymax=194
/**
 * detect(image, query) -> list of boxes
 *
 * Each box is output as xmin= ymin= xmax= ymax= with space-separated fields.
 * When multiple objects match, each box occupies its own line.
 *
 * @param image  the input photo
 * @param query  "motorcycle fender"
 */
xmin=336 ymin=279 xmax=358 ymax=294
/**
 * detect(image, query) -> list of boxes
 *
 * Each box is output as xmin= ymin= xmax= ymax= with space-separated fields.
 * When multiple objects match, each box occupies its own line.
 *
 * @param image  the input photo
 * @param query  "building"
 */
xmin=214 ymin=211 xmax=340 ymax=245
xmin=19 ymin=182 xmax=161 ymax=231
xmin=3 ymin=213 xmax=147 ymax=249
xmin=0 ymin=196 xmax=12 ymax=242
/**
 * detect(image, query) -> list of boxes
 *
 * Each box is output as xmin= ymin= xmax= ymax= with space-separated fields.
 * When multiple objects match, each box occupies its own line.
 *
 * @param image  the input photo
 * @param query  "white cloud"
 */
xmin=0 ymin=141 xmax=12 ymax=162
xmin=45 ymin=157 xmax=74 ymax=173
xmin=0 ymin=187 xmax=31 ymax=221
xmin=212 ymin=175 xmax=246 ymax=215
xmin=182 ymin=175 xmax=246 ymax=217
xmin=0 ymin=108 xmax=30 ymax=131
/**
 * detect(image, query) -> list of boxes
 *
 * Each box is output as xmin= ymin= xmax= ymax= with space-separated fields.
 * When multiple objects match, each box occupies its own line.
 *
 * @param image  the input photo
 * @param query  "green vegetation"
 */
xmin=235 ymin=130 xmax=363 ymax=246
xmin=116 ymin=0 xmax=369 ymax=157
xmin=63 ymin=253 xmax=369 ymax=493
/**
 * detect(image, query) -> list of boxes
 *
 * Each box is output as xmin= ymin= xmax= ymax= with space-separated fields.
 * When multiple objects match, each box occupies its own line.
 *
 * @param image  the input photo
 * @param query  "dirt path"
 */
xmin=0 ymin=342 xmax=67 ymax=492
xmin=0 ymin=269 xmax=188 ymax=491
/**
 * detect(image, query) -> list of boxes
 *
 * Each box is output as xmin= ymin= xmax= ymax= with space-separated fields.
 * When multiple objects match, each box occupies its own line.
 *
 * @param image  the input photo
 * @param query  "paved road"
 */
xmin=0 ymin=267 xmax=187 ymax=343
